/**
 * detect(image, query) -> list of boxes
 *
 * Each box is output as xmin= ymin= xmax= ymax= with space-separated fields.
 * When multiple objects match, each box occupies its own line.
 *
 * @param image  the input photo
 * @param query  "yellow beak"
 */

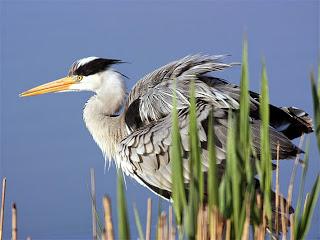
xmin=20 ymin=76 xmax=76 ymax=97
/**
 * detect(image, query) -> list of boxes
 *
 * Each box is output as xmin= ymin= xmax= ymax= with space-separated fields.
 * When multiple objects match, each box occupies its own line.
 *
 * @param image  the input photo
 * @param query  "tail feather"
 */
xmin=271 ymin=106 xmax=313 ymax=140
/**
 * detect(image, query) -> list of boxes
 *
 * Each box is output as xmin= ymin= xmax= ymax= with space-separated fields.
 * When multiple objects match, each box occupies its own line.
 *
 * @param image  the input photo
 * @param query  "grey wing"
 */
xmin=125 ymin=54 xmax=312 ymax=138
xmin=119 ymin=103 xmax=299 ymax=199
xmin=138 ymin=79 xmax=241 ymax=124
xmin=120 ymin=54 xmax=310 ymax=199
xmin=125 ymin=54 xmax=236 ymax=110
xmin=119 ymin=103 xmax=225 ymax=198
xmin=125 ymin=55 xmax=240 ymax=131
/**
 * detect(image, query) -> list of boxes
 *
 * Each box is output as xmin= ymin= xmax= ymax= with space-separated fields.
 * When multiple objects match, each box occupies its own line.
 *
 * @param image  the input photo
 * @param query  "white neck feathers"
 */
xmin=95 ymin=70 xmax=126 ymax=115
xmin=82 ymin=70 xmax=127 ymax=161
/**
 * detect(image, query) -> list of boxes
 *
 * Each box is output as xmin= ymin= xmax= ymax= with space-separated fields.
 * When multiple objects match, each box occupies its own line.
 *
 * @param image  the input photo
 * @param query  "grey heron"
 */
xmin=20 ymin=55 xmax=313 ymax=201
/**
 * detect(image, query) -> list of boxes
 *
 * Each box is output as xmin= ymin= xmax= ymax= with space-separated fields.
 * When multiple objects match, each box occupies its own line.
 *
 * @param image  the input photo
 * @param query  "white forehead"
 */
xmin=77 ymin=56 xmax=99 ymax=66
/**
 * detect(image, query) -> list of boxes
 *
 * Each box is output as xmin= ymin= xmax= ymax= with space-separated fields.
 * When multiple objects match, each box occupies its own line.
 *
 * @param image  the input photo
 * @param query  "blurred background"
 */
xmin=0 ymin=1 xmax=319 ymax=239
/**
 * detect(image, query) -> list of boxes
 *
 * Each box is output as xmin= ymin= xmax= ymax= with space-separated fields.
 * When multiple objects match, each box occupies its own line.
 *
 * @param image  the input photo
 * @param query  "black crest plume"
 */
xmin=69 ymin=58 xmax=123 ymax=76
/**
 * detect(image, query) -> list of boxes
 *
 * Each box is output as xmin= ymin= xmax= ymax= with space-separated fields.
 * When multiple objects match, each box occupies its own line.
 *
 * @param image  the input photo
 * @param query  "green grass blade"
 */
xmin=311 ymin=69 xmax=320 ymax=152
xmin=189 ymin=80 xmax=204 ymax=202
xmin=259 ymin=63 xmax=272 ymax=220
xmin=117 ymin=170 xmax=130 ymax=240
xmin=185 ymin=80 xmax=202 ymax=238
xmin=297 ymin=175 xmax=320 ymax=239
xmin=133 ymin=203 xmax=145 ymax=240
xmin=208 ymin=110 xmax=219 ymax=210
xmin=237 ymin=38 xmax=254 ymax=235
xmin=294 ymin=139 xmax=310 ymax=239
xmin=226 ymin=114 xmax=241 ymax=236
xmin=170 ymin=79 xmax=187 ymax=226
xmin=239 ymin=38 xmax=253 ymax=183
xmin=318 ymin=61 xmax=320 ymax=95
xmin=218 ymin=176 xmax=227 ymax=216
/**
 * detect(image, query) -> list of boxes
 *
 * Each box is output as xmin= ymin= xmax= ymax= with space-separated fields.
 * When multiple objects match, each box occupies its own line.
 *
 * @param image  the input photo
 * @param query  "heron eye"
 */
xmin=77 ymin=75 xmax=83 ymax=81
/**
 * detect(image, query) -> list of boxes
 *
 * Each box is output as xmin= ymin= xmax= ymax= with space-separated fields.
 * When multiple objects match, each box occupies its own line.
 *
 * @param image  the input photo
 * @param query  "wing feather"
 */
xmin=118 ymin=54 xmax=310 ymax=198
xmin=126 ymin=55 xmax=235 ymax=107
xmin=119 ymin=104 xmax=300 ymax=196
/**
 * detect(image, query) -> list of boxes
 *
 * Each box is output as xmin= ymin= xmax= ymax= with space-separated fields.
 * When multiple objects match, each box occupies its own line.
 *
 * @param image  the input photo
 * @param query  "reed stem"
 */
xmin=103 ymin=196 xmax=114 ymax=240
xmin=0 ymin=178 xmax=6 ymax=240
xmin=11 ymin=203 xmax=17 ymax=240
xmin=90 ymin=168 xmax=97 ymax=240
xmin=146 ymin=198 xmax=152 ymax=240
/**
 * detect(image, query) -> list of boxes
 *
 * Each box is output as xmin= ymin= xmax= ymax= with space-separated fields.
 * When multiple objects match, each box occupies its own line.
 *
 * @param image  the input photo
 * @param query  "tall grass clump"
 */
xmin=97 ymin=40 xmax=320 ymax=240
xmin=167 ymin=40 xmax=319 ymax=239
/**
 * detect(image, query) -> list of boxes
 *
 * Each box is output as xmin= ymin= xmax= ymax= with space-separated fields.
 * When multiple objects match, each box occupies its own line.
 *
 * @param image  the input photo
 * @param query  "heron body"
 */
xmin=20 ymin=55 xmax=313 ymax=200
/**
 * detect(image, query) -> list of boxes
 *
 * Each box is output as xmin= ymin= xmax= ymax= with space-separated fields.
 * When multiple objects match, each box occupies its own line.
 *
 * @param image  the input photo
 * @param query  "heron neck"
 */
xmin=83 ymin=95 xmax=127 ymax=160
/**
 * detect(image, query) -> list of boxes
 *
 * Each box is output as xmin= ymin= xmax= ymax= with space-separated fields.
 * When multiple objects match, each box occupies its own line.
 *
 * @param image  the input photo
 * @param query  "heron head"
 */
xmin=20 ymin=57 xmax=124 ymax=97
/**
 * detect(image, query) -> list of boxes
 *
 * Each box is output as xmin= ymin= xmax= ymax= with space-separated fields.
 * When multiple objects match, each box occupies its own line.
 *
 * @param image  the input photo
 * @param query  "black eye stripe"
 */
xmin=69 ymin=58 xmax=123 ymax=76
